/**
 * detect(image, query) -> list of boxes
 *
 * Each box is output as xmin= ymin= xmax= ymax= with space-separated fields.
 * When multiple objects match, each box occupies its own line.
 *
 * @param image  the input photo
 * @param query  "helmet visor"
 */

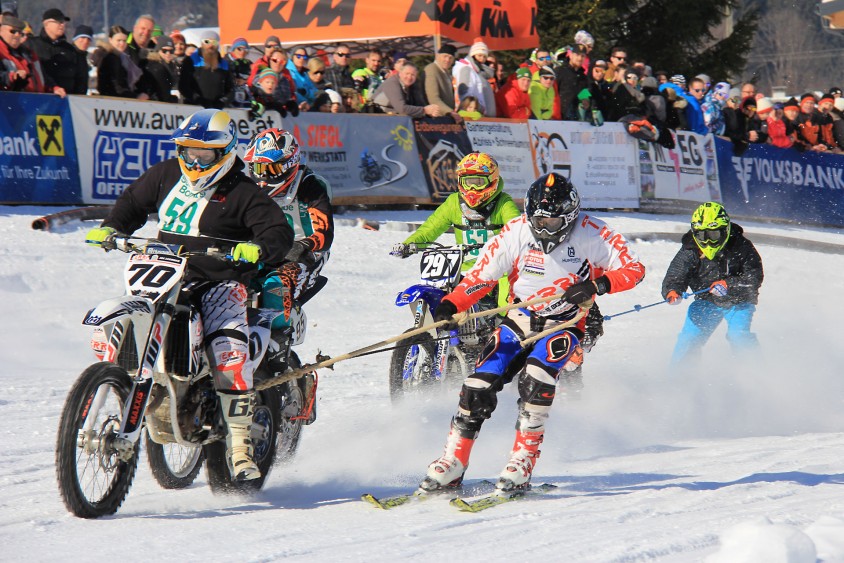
xmin=693 ymin=228 xmax=727 ymax=245
xmin=459 ymin=174 xmax=492 ymax=191
xmin=530 ymin=215 xmax=565 ymax=233
xmin=178 ymin=145 xmax=220 ymax=169
xmin=250 ymin=161 xmax=286 ymax=178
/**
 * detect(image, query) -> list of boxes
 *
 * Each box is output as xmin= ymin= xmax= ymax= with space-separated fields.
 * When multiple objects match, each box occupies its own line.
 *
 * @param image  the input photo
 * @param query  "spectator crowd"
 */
xmin=2 ymin=5 xmax=843 ymax=155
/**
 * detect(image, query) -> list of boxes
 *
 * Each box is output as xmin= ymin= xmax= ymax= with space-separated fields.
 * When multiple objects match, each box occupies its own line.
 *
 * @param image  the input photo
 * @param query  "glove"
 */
xmin=390 ymin=243 xmax=411 ymax=258
xmin=709 ymin=280 xmax=728 ymax=297
xmin=248 ymin=100 xmax=265 ymax=119
xmin=85 ymin=226 xmax=116 ymax=247
xmin=666 ymin=290 xmax=682 ymax=305
xmin=563 ymin=276 xmax=609 ymax=305
xmin=433 ymin=300 xmax=458 ymax=329
xmin=284 ymin=240 xmax=310 ymax=263
xmin=232 ymin=242 xmax=261 ymax=263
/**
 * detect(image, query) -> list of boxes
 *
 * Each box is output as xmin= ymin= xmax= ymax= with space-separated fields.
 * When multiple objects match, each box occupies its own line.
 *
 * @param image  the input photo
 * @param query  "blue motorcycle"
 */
xmin=389 ymin=242 xmax=500 ymax=401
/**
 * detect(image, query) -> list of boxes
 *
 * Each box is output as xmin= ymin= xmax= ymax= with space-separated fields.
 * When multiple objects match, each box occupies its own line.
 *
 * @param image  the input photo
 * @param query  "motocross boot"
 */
xmin=496 ymin=429 xmax=544 ymax=492
xmin=218 ymin=390 xmax=261 ymax=481
xmin=419 ymin=417 xmax=477 ymax=492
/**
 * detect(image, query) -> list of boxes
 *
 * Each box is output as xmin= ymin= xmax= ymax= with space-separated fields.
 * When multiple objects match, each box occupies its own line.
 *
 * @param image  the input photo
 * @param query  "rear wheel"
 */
xmin=145 ymin=433 xmax=204 ymax=489
xmin=379 ymin=164 xmax=392 ymax=182
xmin=55 ymin=362 xmax=139 ymax=518
xmin=277 ymin=352 xmax=305 ymax=463
xmin=389 ymin=330 xmax=436 ymax=402
xmin=204 ymin=386 xmax=280 ymax=495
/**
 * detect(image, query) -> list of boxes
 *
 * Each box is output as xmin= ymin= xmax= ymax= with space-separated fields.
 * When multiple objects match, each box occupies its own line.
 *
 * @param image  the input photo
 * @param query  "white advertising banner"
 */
xmin=68 ymin=97 xmax=284 ymax=204
xmin=639 ymin=130 xmax=721 ymax=202
xmin=464 ymin=119 xmax=534 ymax=200
xmin=526 ymin=120 xmax=639 ymax=208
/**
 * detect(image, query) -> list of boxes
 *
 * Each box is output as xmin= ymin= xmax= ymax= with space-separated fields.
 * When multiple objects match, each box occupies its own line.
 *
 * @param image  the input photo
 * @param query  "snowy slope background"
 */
xmin=2 ymin=206 xmax=844 ymax=562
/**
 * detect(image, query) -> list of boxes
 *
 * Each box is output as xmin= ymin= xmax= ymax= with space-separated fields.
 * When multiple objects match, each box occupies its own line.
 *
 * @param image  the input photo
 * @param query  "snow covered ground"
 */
xmin=2 ymin=206 xmax=844 ymax=562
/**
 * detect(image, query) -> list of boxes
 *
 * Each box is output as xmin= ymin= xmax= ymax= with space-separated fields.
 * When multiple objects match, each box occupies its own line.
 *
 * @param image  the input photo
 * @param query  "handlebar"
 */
xmin=405 ymin=241 xmax=486 ymax=255
xmin=90 ymin=234 xmax=245 ymax=261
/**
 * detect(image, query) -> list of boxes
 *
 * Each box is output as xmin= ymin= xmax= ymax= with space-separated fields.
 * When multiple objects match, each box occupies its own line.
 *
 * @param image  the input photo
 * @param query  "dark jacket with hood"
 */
xmin=661 ymin=223 xmax=763 ymax=307
xmin=28 ymin=28 xmax=88 ymax=94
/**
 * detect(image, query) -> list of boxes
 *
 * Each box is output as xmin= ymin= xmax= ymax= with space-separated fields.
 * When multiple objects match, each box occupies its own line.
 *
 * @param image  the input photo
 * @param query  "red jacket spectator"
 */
xmin=495 ymin=68 xmax=533 ymax=119
xmin=0 ymin=14 xmax=63 ymax=95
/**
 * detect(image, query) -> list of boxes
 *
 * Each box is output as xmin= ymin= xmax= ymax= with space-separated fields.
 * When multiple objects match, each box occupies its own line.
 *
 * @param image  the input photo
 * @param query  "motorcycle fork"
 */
xmin=116 ymin=298 xmax=177 ymax=446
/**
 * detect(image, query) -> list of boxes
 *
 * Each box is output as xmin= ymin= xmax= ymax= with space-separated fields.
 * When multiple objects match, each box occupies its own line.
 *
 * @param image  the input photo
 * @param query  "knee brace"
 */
xmin=518 ymin=368 xmax=557 ymax=408
xmin=458 ymin=373 xmax=500 ymax=421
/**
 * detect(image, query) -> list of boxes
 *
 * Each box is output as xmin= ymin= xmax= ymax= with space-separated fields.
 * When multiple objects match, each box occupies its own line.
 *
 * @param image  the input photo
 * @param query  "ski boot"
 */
xmin=419 ymin=418 xmax=477 ymax=492
xmin=496 ymin=429 xmax=543 ymax=492
xmin=218 ymin=390 xmax=261 ymax=481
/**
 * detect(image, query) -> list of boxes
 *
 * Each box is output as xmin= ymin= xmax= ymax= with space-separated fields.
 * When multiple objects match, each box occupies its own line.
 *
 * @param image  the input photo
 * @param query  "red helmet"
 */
xmin=243 ymin=128 xmax=301 ymax=198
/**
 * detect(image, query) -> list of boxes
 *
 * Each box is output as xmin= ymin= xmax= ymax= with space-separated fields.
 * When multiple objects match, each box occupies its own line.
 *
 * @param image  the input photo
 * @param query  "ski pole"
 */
xmin=603 ymin=287 xmax=711 ymax=321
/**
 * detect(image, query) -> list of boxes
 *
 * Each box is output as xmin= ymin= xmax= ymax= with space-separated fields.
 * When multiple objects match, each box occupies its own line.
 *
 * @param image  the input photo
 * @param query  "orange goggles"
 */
xmin=250 ymin=161 xmax=287 ymax=177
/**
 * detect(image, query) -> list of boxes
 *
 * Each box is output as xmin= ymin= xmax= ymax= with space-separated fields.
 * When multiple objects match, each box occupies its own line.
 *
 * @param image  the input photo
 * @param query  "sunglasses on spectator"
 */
xmin=540 ymin=75 xmax=554 ymax=81
xmin=312 ymin=70 xmax=324 ymax=75
xmin=160 ymin=48 xmax=174 ymax=54
xmin=294 ymin=53 xmax=308 ymax=59
xmin=335 ymin=52 xmax=349 ymax=57
xmin=612 ymin=55 xmax=626 ymax=60
xmin=270 ymin=57 xmax=284 ymax=63
xmin=6 ymin=28 xmax=24 ymax=35
xmin=266 ymin=43 xmax=279 ymax=49
xmin=234 ymin=47 xmax=247 ymax=52
xmin=537 ymin=55 xmax=552 ymax=61
xmin=691 ymin=88 xmax=705 ymax=92
xmin=626 ymin=75 xmax=638 ymax=80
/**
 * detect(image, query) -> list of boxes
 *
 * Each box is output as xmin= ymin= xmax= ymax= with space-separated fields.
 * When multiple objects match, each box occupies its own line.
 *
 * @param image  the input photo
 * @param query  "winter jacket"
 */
xmin=271 ymin=166 xmax=334 ymax=254
xmin=286 ymin=60 xmax=318 ymax=105
xmin=529 ymin=80 xmax=561 ymax=120
xmin=323 ymin=63 xmax=354 ymax=91
xmin=371 ymin=74 xmax=428 ymax=118
xmin=28 ymin=29 xmax=88 ymax=94
xmin=403 ymin=185 xmax=521 ymax=268
xmin=0 ymin=37 xmax=54 ymax=93
xmin=95 ymin=45 xmax=143 ymax=98
xmin=453 ymin=57 xmax=496 ymax=116
xmin=443 ymin=212 xmax=645 ymax=320
xmin=495 ymin=75 xmax=533 ymax=119
xmin=179 ymin=51 xmax=234 ymax=109
xmin=143 ymin=52 xmax=178 ymax=103
xmin=424 ymin=61 xmax=456 ymax=115
xmin=661 ymin=224 xmax=763 ymax=307
xmin=102 ymin=158 xmax=293 ymax=284
xmin=701 ymin=91 xmax=726 ymax=135
xmin=554 ymin=62 xmax=588 ymax=120
xmin=766 ymin=117 xmax=792 ymax=149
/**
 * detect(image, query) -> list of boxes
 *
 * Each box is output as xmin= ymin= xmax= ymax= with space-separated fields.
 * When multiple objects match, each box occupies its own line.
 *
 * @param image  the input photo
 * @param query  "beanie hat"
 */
xmin=728 ymin=88 xmax=741 ymax=103
xmin=439 ymin=43 xmax=457 ymax=57
xmin=256 ymin=68 xmax=278 ymax=83
xmin=800 ymin=92 xmax=817 ymax=103
xmin=469 ymin=40 xmax=489 ymax=58
xmin=200 ymin=30 xmax=220 ymax=44
xmin=231 ymin=37 xmax=249 ymax=50
xmin=670 ymin=74 xmax=686 ymax=88
xmin=640 ymin=76 xmax=658 ymax=90
xmin=538 ymin=65 xmax=556 ymax=78
xmin=756 ymin=97 xmax=774 ymax=115
xmin=695 ymin=73 xmax=712 ymax=87
xmin=170 ymin=30 xmax=185 ymax=43
xmin=574 ymin=30 xmax=594 ymax=47
xmin=73 ymin=24 xmax=93 ymax=41
xmin=326 ymin=89 xmax=342 ymax=105
xmin=820 ymin=95 xmax=834 ymax=105
xmin=783 ymin=97 xmax=800 ymax=110
xmin=515 ymin=67 xmax=532 ymax=79
xmin=264 ymin=35 xmax=281 ymax=48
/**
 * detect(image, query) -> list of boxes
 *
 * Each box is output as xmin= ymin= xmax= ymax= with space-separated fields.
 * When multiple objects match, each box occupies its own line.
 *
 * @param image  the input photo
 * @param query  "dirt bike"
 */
xmin=389 ymin=241 xmax=501 ymax=401
xmin=56 ymin=235 xmax=319 ymax=518
xmin=359 ymin=160 xmax=392 ymax=186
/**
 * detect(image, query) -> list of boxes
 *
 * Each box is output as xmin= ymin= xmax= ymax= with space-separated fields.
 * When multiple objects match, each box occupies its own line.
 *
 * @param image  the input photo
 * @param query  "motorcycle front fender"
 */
xmin=82 ymin=296 xmax=154 ymax=327
xmin=395 ymin=284 xmax=446 ymax=311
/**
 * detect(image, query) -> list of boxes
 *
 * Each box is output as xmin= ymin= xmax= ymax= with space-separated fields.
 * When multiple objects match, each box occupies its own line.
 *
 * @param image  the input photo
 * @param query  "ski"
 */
xmin=361 ymin=480 xmax=495 ymax=510
xmin=450 ymin=483 xmax=558 ymax=513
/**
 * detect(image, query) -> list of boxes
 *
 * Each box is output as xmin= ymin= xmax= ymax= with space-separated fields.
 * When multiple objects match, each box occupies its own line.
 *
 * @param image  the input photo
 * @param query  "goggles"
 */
xmin=693 ymin=228 xmax=726 ymax=244
xmin=458 ymin=175 xmax=492 ymax=191
xmin=178 ymin=146 xmax=220 ymax=169
xmin=530 ymin=215 xmax=565 ymax=233
xmin=250 ymin=161 xmax=291 ymax=178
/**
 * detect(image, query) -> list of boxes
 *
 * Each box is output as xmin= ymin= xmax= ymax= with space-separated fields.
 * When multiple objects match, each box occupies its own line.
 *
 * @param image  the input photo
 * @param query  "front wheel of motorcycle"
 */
xmin=55 ymin=362 xmax=139 ymax=518
xmin=388 ymin=330 xmax=436 ymax=402
xmin=204 ymin=384 xmax=281 ymax=495
xmin=145 ymin=432 xmax=204 ymax=489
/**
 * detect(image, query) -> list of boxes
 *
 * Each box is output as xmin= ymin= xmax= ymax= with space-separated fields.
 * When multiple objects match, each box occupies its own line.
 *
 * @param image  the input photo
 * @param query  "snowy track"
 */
xmin=2 ymin=207 xmax=844 ymax=562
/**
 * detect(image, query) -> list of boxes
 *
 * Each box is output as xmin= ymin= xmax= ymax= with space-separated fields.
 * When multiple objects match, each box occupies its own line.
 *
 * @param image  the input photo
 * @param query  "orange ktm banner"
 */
xmin=217 ymin=0 xmax=539 ymax=51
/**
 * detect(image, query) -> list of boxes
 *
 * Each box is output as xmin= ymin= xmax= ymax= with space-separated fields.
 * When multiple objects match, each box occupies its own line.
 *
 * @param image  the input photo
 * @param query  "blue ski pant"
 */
xmin=671 ymin=300 xmax=758 ymax=365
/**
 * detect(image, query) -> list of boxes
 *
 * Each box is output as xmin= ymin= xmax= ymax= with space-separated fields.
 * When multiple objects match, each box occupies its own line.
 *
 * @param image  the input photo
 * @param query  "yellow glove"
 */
xmin=232 ymin=242 xmax=261 ymax=263
xmin=85 ymin=226 xmax=116 ymax=246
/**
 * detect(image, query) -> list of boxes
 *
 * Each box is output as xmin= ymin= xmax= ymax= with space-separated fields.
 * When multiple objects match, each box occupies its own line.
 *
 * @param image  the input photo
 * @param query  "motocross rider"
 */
xmin=86 ymin=109 xmax=293 ymax=482
xmin=243 ymin=127 xmax=334 ymax=423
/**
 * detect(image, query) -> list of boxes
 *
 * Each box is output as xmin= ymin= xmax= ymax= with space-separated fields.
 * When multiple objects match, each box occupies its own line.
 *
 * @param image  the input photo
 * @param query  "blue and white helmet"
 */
xmin=172 ymin=109 xmax=238 ymax=193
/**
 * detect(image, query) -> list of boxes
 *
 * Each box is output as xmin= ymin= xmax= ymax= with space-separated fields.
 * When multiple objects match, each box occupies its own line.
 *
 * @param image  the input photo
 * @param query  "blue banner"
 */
xmin=0 ymin=92 xmax=81 ymax=204
xmin=716 ymin=136 xmax=844 ymax=224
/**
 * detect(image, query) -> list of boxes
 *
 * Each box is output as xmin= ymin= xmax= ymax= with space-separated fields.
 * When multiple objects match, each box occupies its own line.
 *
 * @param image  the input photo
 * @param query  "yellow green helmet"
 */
xmin=691 ymin=202 xmax=731 ymax=260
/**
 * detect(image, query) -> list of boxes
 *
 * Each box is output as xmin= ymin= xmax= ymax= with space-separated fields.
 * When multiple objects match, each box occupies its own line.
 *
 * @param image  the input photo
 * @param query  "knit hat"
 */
xmin=741 ymin=96 xmax=757 ymax=111
xmin=469 ymin=40 xmax=489 ymax=58
xmin=640 ymin=76 xmax=658 ymax=90
xmin=264 ymin=35 xmax=281 ymax=48
xmin=756 ymin=97 xmax=774 ymax=115
xmin=170 ymin=30 xmax=185 ymax=43
xmin=200 ymin=30 xmax=220 ymax=44
xmin=439 ymin=43 xmax=457 ymax=57
xmin=593 ymin=59 xmax=608 ymax=69
xmin=152 ymin=25 xmax=163 ymax=38
xmin=712 ymin=82 xmax=730 ymax=98
xmin=800 ymin=92 xmax=817 ymax=103
xmin=783 ymin=97 xmax=800 ymax=110
xmin=231 ymin=37 xmax=249 ymax=50
xmin=73 ymin=24 xmax=93 ymax=41
xmin=819 ymin=95 xmax=835 ymax=105
xmin=695 ymin=73 xmax=712 ymax=87
xmin=538 ymin=65 xmax=556 ymax=78
xmin=256 ymin=68 xmax=278 ymax=83
xmin=670 ymin=74 xmax=686 ymax=88
xmin=728 ymin=88 xmax=742 ymax=103
xmin=574 ymin=30 xmax=594 ymax=48
xmin=326 ymin=88 xmax=342 ymax=105
xmin=515 ymin=67 xmax=532 ymax=79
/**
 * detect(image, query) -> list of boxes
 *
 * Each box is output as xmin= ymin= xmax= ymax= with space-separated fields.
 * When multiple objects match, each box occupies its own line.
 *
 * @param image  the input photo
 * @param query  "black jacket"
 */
xmin=179 ymin=51 xmax=233 ymax=109
xmin=103 ymin=158 xmax=293 ymax=284
xmin=28 ymin=29 xmax=88 ymax=94
xmin=661 ymin=224 xmax=763 ymax=307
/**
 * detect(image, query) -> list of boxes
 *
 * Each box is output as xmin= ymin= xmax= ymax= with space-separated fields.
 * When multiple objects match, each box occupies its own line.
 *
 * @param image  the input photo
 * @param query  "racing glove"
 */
xmin=433 ymin=300 xmax=458 ymax=329
xmin=666 ymin=290 xmax=682 ymax=305
xmin=709 ymin=280 xmax=728 ymax=297
xmin=390 ymin=243 xmax=411 ymax=258
xmin=232 ymin=242 xmax=261 ymax=263
xmin=85 ymin=226 xmax=116 ymax=246
xmin=563 ymin=276 xmax=610 ymax=305
xmin=285 ymin=240 xmax=309 ymax=263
